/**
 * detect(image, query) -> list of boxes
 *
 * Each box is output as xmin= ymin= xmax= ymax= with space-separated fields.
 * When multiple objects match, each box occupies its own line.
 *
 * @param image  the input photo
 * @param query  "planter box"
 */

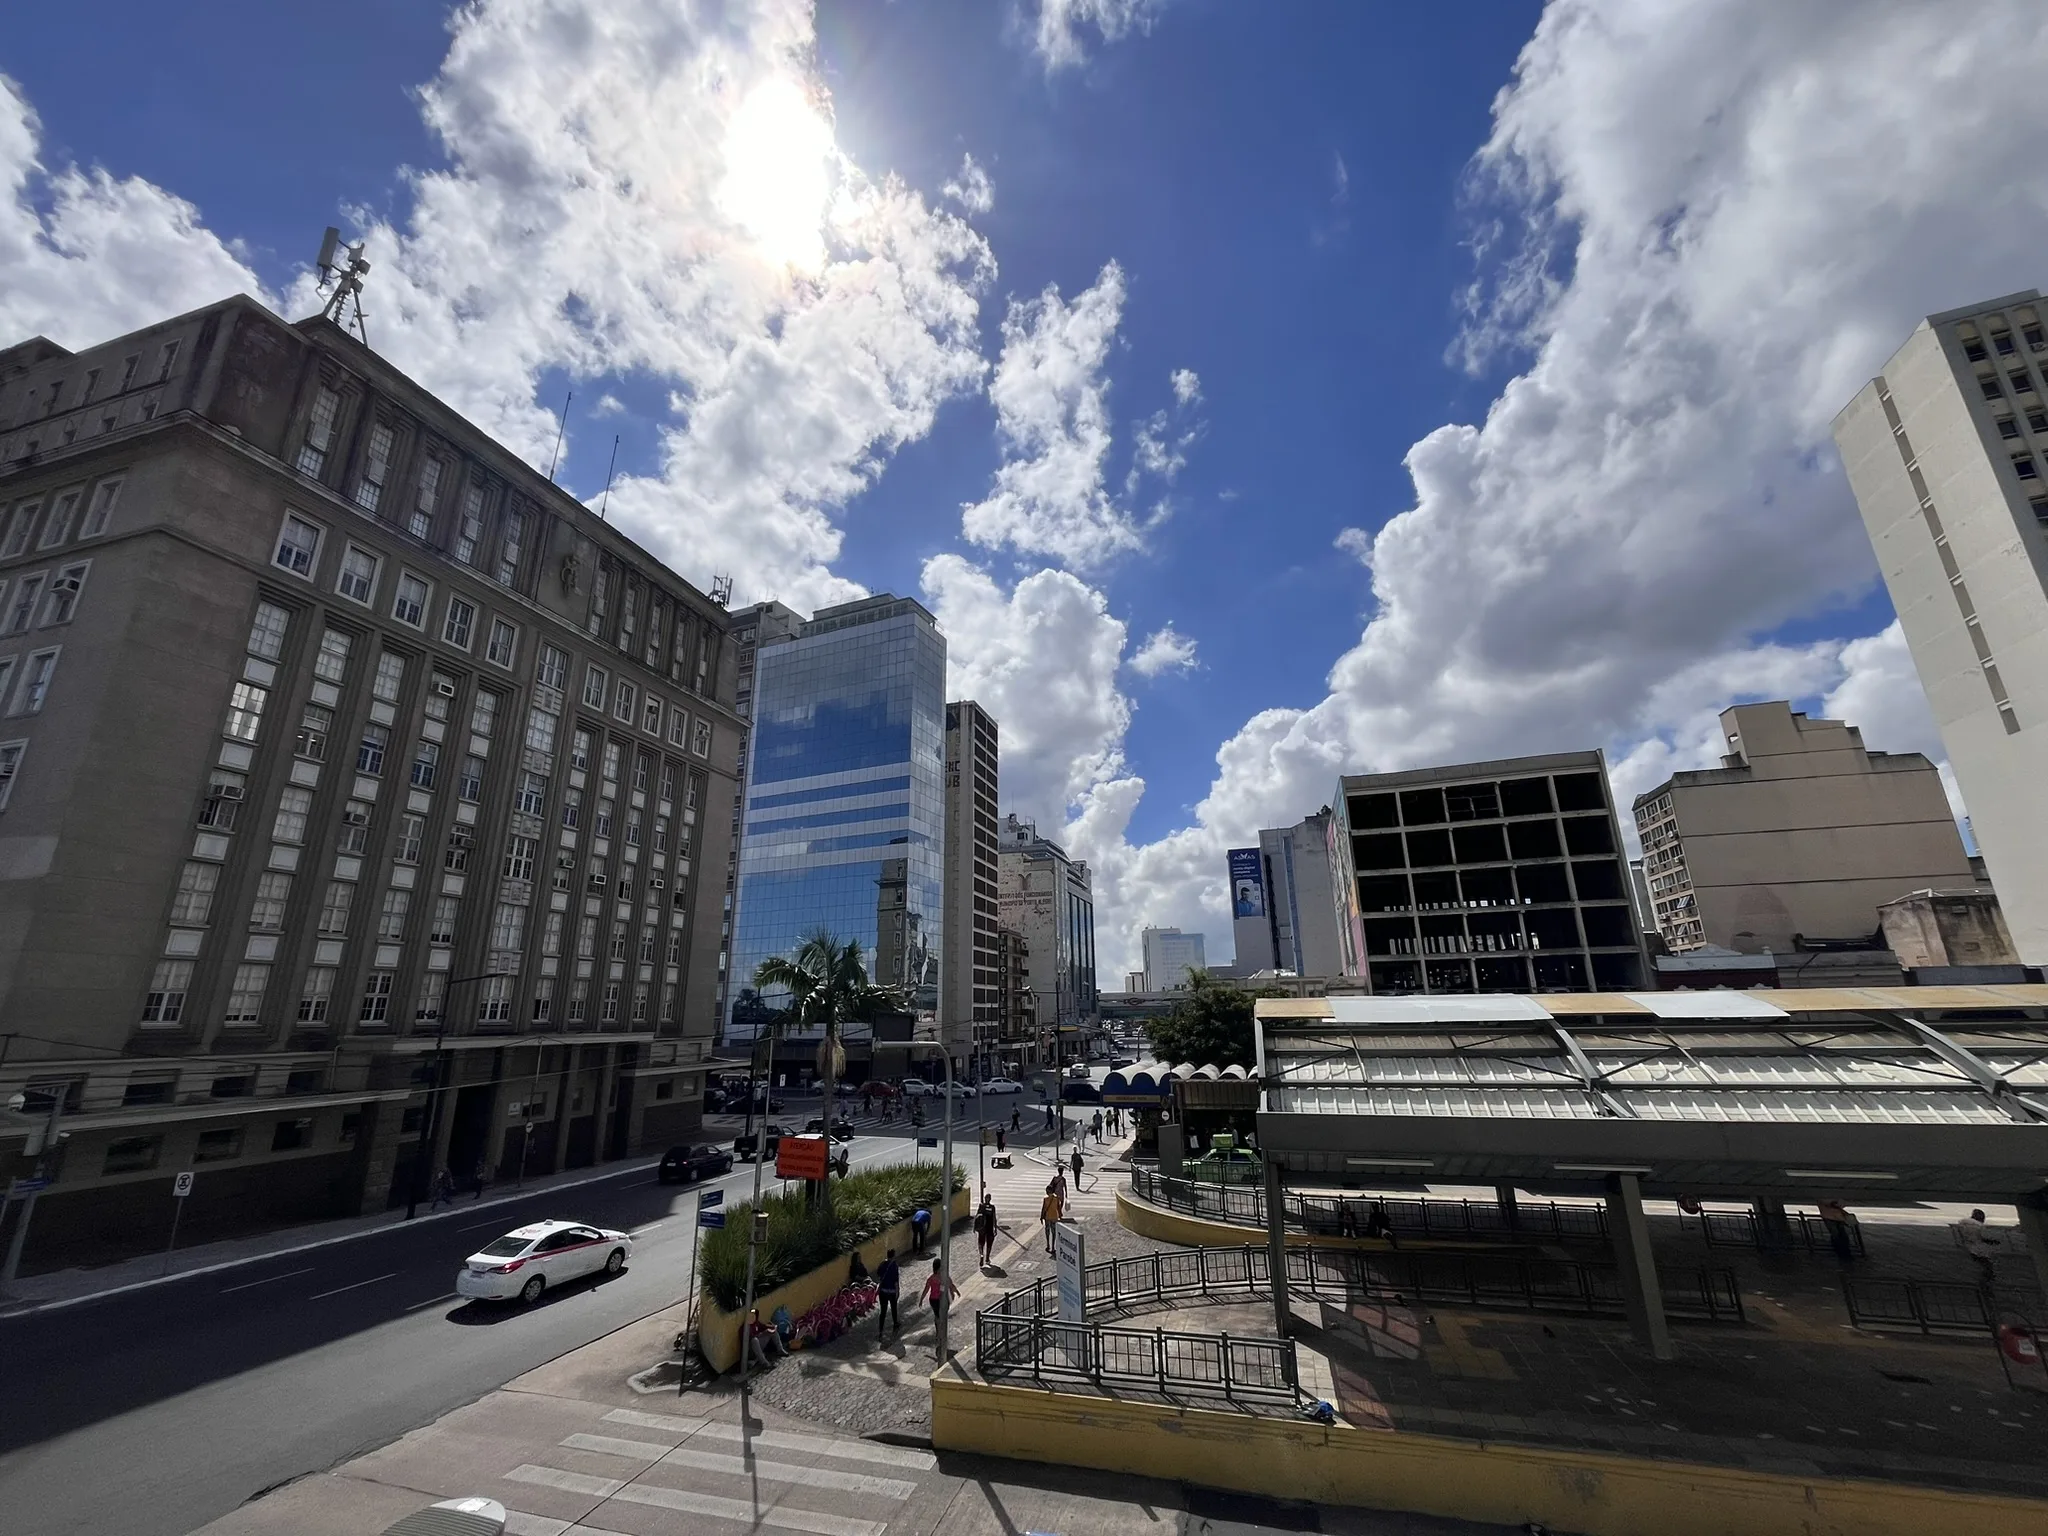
xmin=697 ymin=1187 xmax=970 ymax=1373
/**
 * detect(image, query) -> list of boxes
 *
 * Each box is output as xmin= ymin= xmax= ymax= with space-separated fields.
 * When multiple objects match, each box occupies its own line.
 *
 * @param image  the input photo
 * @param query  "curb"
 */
xmin=0 ymin=1155 xmax=662 ymax=1318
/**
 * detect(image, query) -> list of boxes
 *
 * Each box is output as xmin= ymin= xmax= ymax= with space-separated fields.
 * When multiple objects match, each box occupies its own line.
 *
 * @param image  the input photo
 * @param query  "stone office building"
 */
xmin=0 ymin=296 xmax=742 ymax=1268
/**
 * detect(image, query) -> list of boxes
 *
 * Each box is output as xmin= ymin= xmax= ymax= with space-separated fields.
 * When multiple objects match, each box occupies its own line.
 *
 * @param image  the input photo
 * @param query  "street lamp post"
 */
xmin=738 ymin=1017 xmax=783 ymax=1428
xmin=405 ymin=970 xmax=514 ymax=1221
xmin=899 ymin=1037 xmax=960 ymax=1360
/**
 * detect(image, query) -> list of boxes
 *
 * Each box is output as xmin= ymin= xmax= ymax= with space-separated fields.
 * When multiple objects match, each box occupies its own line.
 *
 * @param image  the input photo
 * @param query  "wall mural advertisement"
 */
xmin=1229 ymin=847 xmax=1266 ymax=919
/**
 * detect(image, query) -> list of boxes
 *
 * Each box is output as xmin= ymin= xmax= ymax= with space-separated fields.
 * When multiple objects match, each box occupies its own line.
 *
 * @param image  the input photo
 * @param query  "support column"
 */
xmin=1264 ymin=1157 xmax=1292 ymax=1337
xmin=2016 ymin=1196 xmax=2048 ymax=1306
xmin=1752 ymin=1197 xmax=1794 ymax=1250
xmin=1605 ymin=1173 xmax=1673 ymax=1360
xmin=1495 ymin=1182 xmax=1520 ymax=1234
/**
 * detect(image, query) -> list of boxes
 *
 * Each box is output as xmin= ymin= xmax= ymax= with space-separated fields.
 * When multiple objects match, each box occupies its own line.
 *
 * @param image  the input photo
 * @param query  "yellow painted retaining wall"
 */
xmin=930 ymin=1371 xmax=2048 ymax=1536
xmin=698 ymin=1187 xmax=970 ymax=1373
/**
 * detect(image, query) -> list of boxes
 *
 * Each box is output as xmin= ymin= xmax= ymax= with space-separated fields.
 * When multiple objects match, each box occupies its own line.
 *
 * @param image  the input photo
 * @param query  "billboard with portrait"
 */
xmin=1228 ymin=847 xmax=1266 ymax=919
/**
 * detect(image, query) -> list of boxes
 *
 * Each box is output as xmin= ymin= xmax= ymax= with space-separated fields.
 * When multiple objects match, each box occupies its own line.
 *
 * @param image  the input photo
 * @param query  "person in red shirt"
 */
xmin=922 ymin=1257 xmax=959 ymax=1346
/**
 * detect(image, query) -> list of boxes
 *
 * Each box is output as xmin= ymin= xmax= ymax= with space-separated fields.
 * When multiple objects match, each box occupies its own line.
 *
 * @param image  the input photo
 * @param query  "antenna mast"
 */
xmin=314 ymin=227 xmax=372 ymax=346
xmin=710 ymin=574 xmax=734 ymax=608
xmin=598 ymin=434 xmax=620 ymax=520
xmin=547 ymin=390 xmax=573 ymax=483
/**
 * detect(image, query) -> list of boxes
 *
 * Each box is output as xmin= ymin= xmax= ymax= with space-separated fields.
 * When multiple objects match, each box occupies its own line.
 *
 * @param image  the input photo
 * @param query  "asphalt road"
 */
xmin=0 ymin=1106 xmax=977 ymax=1536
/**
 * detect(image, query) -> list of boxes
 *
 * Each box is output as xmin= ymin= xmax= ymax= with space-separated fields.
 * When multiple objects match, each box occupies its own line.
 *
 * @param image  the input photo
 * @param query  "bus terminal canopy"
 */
xmin=1252 ymin=987 xmax=2048 ymax=1205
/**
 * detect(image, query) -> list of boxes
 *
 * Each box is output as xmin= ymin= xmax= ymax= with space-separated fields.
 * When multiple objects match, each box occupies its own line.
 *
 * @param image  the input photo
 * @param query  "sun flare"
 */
xmin=718 ymin=75 xmax=833 ymax=271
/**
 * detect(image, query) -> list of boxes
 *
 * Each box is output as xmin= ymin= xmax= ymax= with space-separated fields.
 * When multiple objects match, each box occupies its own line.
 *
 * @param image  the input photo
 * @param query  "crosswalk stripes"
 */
xmin=496 ymin=1406 xmax=933 ymax=1536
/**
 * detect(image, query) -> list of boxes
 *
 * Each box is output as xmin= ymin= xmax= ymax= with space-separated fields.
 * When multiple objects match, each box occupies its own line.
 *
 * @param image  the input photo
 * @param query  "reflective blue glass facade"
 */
xmin=724 ymin=597 xmax=947 ymax=1044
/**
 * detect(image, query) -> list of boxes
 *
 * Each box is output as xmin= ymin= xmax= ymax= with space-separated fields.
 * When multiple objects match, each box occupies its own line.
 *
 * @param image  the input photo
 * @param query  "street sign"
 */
xmin=8 ymin=1176 xmax=50 ymax=1197
xmin=698 ymin=1209 xmax=726 ymax=1228
xmin=172 ymin=1172 xmax=195 ymax=1198
xmin=916 ymin=1136 xmax=939 ymax=1149
xmin=699 ymin=1188 xmax=724 ymax=1208
xmin=775 ymin=1134 xmax=830 ymax=1181
xmin=1055 ymin=1220 xmax=1086 ymax=1322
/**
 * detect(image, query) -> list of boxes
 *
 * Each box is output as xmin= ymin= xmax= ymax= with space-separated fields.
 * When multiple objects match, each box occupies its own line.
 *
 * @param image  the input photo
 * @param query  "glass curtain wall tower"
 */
xmin=725 ymin=596 xmax=947 ymax=1055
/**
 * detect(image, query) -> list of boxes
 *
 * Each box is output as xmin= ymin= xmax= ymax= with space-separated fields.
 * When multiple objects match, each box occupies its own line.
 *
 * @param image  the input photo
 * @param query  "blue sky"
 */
xmin=6 ymin=1 xmax=2040 ymax=970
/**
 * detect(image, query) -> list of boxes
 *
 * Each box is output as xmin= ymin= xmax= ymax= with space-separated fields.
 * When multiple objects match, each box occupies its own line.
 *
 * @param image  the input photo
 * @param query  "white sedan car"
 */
xmin=455 ymin=1219 xmax=633 ymax=1305
xmin=979 ymin=1078 xmax=1025 ymax=1095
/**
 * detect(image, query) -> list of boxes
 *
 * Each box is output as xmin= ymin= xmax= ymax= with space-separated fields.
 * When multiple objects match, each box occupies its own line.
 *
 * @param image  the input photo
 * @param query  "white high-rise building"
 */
xmin=1835 ymin=292 xmax=2048 ymax=963
xmin=1140 ymin=926 xmax=1207 ymax=990
xmin=942 ymin=701 xmax=1000 ymax=1072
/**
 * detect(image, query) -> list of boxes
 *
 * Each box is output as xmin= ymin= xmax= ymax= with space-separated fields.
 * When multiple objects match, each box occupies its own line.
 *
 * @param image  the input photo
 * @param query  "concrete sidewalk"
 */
xmin=0 ymin=1153 xmax=661 ymax=1317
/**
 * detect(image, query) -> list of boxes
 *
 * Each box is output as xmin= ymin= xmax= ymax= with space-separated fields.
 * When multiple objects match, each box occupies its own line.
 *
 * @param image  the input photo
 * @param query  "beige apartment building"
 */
xmin=942 ymin=700 xmax=1000 ymax=1073
xmin=1835 ymin=291 xmax=2048 ymax=964
xmin=1632 ymin=702 xmax=1973 ymax=954
xmin=0 ymin=296 xmax=743 ymax=1269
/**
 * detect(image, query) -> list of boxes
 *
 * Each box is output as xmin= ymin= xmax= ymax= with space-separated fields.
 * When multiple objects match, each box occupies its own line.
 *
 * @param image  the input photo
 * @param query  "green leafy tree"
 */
xmin=753 ymin=931 xmax=901 ymax=1207
xmin=1145 ymin=970 xmax=1274 ymax=1069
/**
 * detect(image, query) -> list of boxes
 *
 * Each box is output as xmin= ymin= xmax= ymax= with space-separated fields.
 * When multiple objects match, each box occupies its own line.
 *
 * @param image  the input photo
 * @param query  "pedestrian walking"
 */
xmin=1040 ymin=1186 xmax=1063 ymax=1253
xmin=875 ymin=1248 xmax=901 ymax=1337
xmin=472 ymin=1158 xmax=490 ymax=1200
xmin=1011 ymin=1106 xmax=1021 ymax=1134
xmin=1091 ymin=1110 xmax=1103 ymax=1142
xmin=1051 ymin=1166 xmax=1068 ymax=1204
xmin=1338 ymin=1200 xmax=1359 ymax=1239
xmin=974 ymin=1195 xmax=999 ymax=1267
xmin=430 ymin=1166 xmax=455 ymax=1210
xmin=1955 ymin=1208 xmax=2002 ymax=1287
xmin=1070 ymin=1146 xmax=1085 ymax=1191
xmin=922 ymin=1258 xmax=959 ymax=1352
xmin=1817 ymin=1199 xmax=1856 ymax=1263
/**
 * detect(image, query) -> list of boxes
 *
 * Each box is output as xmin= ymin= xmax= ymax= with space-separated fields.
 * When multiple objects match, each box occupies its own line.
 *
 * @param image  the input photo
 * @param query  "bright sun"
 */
xmin=718 ymin=76 xmax=833 ymax=272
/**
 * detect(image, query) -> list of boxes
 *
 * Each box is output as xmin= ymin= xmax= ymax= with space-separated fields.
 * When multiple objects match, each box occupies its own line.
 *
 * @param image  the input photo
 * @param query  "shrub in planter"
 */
xmin=700 ymin=1162 xmax=964 ymax=1311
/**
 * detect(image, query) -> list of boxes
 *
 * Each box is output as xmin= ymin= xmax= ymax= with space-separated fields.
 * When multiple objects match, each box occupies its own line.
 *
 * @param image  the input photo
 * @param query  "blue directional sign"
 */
xmin=700 ymin=1188 xmax=724 ymax=1207
xmin=697 ymin=1187 xmax=725 ymax=1227
xmin=916 ymin=1136 xmax=939 ymax=1149
xmin=698 ymin=1208 xmax=726 ymax=1228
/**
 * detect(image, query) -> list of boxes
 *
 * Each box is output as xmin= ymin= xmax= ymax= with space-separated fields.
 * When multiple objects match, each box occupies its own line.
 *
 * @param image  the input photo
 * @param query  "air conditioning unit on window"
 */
xmin=648 ymin=877 xmax=665 ymax=890
xmin=557 ymin=850 xmax=575 ymax=868
xmin=587 ymin=873 xmax=608 ymax=891
xmin=433 ymin=676 xmax=457 ymax=697
xmin=216 ymin=784 xmax=246 ymax=802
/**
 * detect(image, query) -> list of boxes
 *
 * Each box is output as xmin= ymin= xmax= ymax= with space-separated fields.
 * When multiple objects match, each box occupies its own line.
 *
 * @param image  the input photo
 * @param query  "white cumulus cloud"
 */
xmin=1061 ymin=0 xmax=2046 ymax=975
xmin=1028 ymin=0 xmax=1168 ymax=73
xmin=0 ymin=76 xmax=273 ymax=347
xmin=1128 ymin=623 xmax=1198 ymax=678
xmin=274 ymin=0 xmax=994 ymax=613
xmin=942 ymin=152 xmax=994 ymax=215
xmin=1170 ymin=367 xmax=1201 ymax=405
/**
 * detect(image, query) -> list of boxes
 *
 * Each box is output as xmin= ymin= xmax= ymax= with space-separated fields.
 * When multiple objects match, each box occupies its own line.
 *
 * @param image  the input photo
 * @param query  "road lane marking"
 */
xmin=506 ymin=1465 xmax=621 ymax=1498
xmin=306 ymin=1272 xmax=396 ymax=1301
xmin=628 ymin=1221 xmax=664 ymax=1236
xmin=218 ymin=1266 xmax=314 ymax=1294
xmin=559 ymin=1432 xmax=671 ymax=1460
xmin=602 ymin=1407 xmax=707 ymax=1436
xmin=606 ymin=1481 xmax=888 ymax=1536
xmin=681 ymin=1419 xmax=937 ymax=1470
xmin=505 ymin=1514 xmax=633 ymax=1536
xmin=406 ymin=1291 xmax=458 ymax=1310
xmin=654 ymin=1445 xmax=917 ymax=1499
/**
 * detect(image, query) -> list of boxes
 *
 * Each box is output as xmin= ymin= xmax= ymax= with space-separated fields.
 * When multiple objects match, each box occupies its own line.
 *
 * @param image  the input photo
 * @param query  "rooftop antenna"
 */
xmin=547 ymin=389 xmax=572 ymax=483
xmin=314 ymin=226 xmax=371 ymax=346
xmin=598 ymin=434 xmax=620 ymax=520
xmin=710 ymin=574 xmax=734 ymax=608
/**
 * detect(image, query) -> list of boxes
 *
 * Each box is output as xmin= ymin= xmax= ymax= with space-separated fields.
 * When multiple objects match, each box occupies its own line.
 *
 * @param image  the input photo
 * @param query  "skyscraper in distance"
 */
xmin=1835 ymin=291 xmax=2048 ymax=963
xmin=725 ymin=595 xmax=947 ymax=1051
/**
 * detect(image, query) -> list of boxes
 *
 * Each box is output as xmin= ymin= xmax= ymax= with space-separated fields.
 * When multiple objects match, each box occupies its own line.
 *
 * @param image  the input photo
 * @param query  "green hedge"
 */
xmin=700 ymin=1161 xmax=965 ymax=1311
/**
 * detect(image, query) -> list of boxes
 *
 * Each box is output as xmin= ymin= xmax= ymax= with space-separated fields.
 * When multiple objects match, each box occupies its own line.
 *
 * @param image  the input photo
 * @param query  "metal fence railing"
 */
xmin=1127 ymin=1165 xmax=1610 ymax=1245
xmin=975 ymin=1247 xmax=1299 ymax=1402
xmin=1839 ymin=1276 xmax=2041 ymax=1335
xmin=1691 ymin=1207 xmax=1866 ymax=1257
xmin=973 ymin=1242 xmax=1745 ymax=1392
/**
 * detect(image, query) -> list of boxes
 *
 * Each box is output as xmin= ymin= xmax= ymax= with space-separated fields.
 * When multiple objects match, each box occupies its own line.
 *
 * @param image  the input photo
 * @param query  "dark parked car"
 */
xmin=803 ymin=1117 xmax=855 ymax=1143
xmin=734 ymin=1123 xmax=789 ymax=1162
xmin=657 ymin=1143 xmax=735 ymax=1183
xmin=1059 ymin=1080 xmax=1102 ymax=1104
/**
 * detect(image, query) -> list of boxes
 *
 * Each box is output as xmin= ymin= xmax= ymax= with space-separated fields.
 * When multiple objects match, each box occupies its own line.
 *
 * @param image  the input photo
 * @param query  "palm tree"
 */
xmin=754 ymin=931 xmax=896 ymax=1206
